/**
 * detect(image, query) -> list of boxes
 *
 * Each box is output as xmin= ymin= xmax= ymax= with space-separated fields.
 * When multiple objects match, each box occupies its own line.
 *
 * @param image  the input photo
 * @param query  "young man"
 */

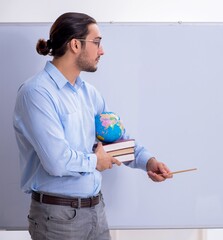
xmin=13 ymin=12 xmax=172 ymax=240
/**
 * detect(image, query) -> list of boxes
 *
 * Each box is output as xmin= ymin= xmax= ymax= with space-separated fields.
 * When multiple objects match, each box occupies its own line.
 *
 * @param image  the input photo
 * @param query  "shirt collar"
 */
xmin=44 ymin=61 xmax=84 ymax=91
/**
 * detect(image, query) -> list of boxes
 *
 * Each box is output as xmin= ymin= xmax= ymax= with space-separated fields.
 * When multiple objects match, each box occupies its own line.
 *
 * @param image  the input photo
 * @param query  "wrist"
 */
xmin=146 ymin=157 xmax=157 ymax=171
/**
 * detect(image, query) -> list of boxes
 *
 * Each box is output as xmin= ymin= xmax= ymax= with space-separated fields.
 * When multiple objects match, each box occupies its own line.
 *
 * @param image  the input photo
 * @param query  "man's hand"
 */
xmin=95 ymin=142 xmax=122 ymax=171
xmin=146 ymin=157 xmax=173 ymax=182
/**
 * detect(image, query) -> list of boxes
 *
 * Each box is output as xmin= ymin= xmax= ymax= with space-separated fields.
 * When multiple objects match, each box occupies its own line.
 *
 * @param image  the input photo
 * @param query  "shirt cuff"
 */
xmin=136 ymin=150 xmax=153 ymax=171
xmin=86 ymin=153 xmax=97 ymax=172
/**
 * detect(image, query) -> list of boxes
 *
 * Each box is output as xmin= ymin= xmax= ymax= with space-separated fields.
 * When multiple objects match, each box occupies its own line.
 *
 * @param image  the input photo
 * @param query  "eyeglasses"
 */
xmin=76 ymin=38 xmax=101 ymax=48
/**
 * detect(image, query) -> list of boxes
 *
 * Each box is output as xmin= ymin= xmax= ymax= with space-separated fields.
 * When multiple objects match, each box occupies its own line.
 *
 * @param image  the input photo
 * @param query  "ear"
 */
xmin=69 ymin=39 xmax=80 ymax=53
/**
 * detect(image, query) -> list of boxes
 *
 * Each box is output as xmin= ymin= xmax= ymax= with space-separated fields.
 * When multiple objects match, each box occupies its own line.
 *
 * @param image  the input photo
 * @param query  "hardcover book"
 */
xmin=114 ymin=153 xmax=135 ymax=162
xmin=93 ymin=139 xmax=135 ymax=162
xmin=107 ymin=147 xmax=134 ymax=157
xmin=102 ymin=139 xmax=135 ymax=152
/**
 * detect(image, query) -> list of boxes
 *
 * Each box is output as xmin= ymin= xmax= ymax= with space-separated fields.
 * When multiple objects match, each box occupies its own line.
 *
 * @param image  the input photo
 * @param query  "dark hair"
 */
xmin=36 ymin=12 xmax=97 ymax=57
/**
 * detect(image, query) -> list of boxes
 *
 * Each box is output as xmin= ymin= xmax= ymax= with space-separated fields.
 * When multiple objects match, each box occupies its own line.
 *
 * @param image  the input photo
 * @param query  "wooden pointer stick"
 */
xmin=159 ymin=168 xmax=197 ymax=176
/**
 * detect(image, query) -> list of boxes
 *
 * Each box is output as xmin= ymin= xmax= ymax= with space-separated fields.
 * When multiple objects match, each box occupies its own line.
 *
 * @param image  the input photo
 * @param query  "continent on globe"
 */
xmin=95 ymin=112 xmax=125 ymax=143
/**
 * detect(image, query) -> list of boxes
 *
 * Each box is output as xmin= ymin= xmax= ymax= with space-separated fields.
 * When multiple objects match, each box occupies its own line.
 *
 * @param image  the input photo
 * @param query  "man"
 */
xmin=13 ymin=12 xmax=172 ymax=240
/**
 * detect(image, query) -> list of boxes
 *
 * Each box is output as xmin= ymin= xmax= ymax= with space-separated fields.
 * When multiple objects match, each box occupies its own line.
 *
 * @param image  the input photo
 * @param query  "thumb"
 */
xmin=97 ymin=142 xmax=103 ymax=147
xmin=95 ymin=142 xmax=102 ymax=150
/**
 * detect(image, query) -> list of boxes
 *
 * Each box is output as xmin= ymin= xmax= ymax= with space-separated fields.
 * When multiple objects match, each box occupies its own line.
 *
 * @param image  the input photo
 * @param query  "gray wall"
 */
xmin=1 ymin=23 xmax=223 ymax=229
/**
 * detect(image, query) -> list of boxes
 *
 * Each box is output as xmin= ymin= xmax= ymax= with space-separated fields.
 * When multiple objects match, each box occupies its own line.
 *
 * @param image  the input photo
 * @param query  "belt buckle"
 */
xmin=71 ymin=198 xmax=81 ymax=209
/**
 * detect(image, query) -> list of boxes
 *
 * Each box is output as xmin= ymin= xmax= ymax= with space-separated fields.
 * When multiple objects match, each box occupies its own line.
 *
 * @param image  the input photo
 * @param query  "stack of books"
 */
xmin=95 ymin=139 xmax=135 ymax=162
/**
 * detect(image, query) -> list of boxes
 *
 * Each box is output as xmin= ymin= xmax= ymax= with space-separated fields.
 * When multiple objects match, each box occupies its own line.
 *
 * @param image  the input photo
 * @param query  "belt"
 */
xmin=32 ymin=191 xmax=101 ymax=208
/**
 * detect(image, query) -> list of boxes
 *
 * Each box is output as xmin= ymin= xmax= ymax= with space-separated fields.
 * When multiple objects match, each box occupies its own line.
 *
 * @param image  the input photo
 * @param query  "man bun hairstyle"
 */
xmin=36 ymin=39 xmax=52 ymax=56
xmin=36 ymin=12 xmax=97 ymax=57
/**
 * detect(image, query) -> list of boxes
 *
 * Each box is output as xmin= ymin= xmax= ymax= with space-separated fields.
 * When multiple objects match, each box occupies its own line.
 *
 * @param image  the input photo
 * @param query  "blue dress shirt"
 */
xmin=13 ymin=61 xmax=152 ymax=197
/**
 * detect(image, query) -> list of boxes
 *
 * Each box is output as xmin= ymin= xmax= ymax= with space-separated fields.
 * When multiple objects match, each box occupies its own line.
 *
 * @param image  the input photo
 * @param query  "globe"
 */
xmin=95 ymin=112 xmax=125 ymax=143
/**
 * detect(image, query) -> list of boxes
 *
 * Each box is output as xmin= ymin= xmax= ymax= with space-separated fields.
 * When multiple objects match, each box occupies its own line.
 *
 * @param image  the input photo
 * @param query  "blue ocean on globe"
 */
xmin=95 ymin=112 xmax=125 ymax=143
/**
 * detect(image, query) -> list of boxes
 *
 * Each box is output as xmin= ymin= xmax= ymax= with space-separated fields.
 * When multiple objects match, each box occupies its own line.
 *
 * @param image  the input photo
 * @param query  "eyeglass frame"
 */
xmin=75 ymin=38 xmax=102 ymax=48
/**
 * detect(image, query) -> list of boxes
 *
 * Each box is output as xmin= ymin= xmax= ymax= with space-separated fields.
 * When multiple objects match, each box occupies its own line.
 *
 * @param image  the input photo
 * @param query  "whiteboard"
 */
xmin=0 ymin=23 xmax=223 ymax=229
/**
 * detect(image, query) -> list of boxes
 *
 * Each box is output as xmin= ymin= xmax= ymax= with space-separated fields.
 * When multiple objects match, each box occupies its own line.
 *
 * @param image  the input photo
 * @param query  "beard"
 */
xmin=76 ymin=50 xmax=98 ymax=72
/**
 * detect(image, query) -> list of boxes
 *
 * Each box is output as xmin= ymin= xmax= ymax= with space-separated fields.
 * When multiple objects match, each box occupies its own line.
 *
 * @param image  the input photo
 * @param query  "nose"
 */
xmin=98 ymin=46 xmax=104 ymax=55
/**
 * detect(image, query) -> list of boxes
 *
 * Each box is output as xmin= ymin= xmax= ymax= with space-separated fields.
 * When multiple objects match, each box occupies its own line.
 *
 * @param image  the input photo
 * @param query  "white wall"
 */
xmin=1 ymin=0 xmax=223 ymax=239
xmin=1 ymin=229 xmax=223 ymax=240
xmin=1 ymin=0 xmax=223 ymax=22
xmin=0 ymin=230 xmax=209 ymax=240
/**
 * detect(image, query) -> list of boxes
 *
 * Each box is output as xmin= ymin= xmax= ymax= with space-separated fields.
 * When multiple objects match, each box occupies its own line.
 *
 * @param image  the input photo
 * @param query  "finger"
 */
xmin=112 ymin=158 xmax=122 ymax=166
xmin=158 ymin=163 xmax=168 ymax=173
xmin=158 ymin=164 xmax=173 ymax=178
xmin=157 ymin=163 xmax=172 ymax=177
xmin=162 ymin=172 xmax=173 ymax=178
xmin=148 ymin=171 xmax=166 ymax=182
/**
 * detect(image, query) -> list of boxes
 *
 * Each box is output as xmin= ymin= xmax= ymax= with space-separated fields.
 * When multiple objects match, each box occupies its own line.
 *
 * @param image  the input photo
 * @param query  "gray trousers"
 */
xmin=28 ymin=196 xmax=111 ymax=240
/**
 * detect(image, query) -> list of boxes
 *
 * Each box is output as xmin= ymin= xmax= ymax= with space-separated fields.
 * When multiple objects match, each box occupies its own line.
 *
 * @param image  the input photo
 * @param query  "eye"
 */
xmin=93 ymin=39 xmax=101 ymax=47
